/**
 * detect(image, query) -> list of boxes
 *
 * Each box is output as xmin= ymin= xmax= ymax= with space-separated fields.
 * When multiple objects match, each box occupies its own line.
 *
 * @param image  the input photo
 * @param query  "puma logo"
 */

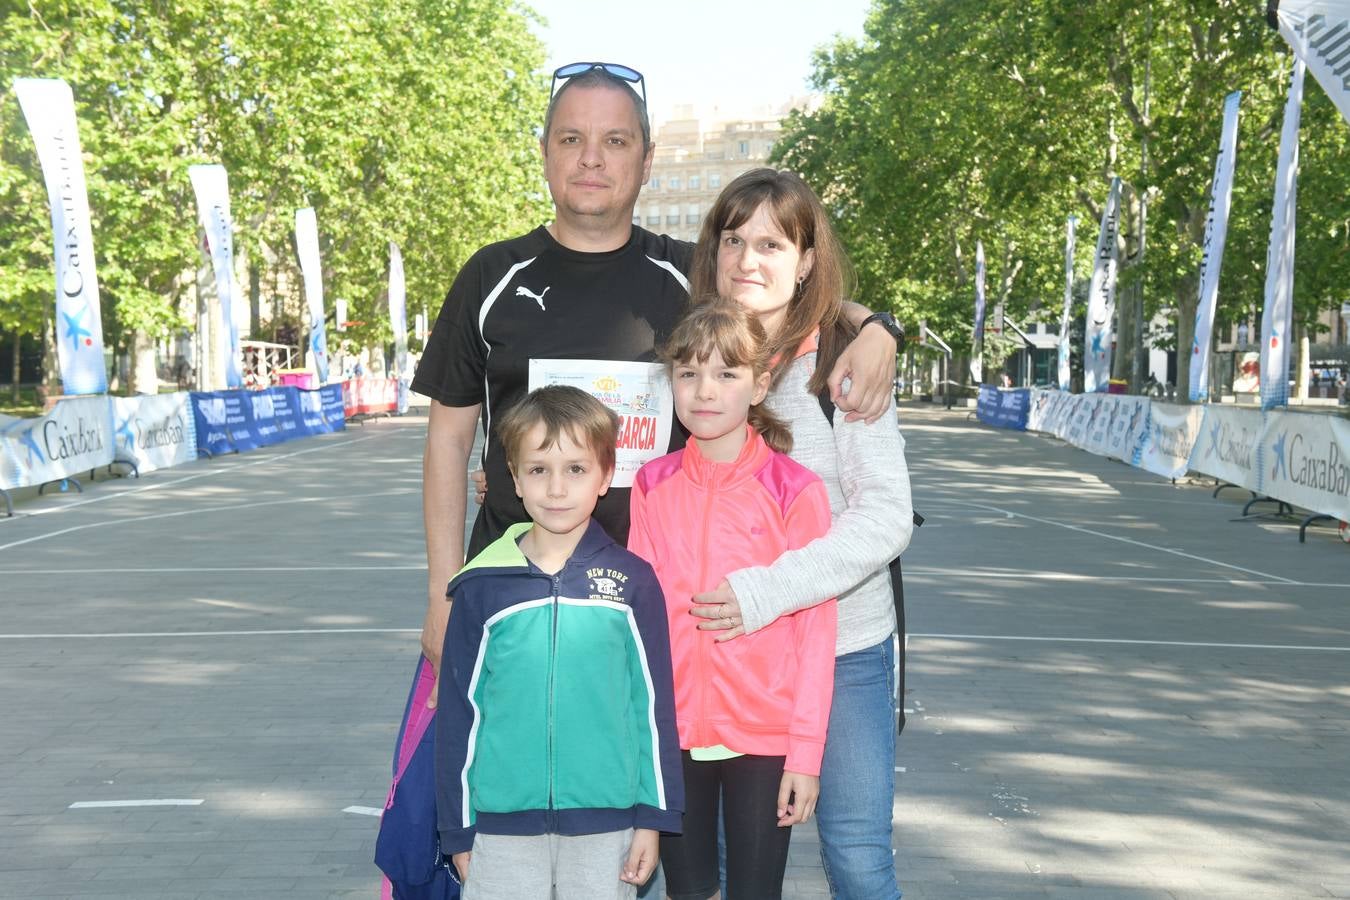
xmin=515 ymin=285 xmax=551 ymax=311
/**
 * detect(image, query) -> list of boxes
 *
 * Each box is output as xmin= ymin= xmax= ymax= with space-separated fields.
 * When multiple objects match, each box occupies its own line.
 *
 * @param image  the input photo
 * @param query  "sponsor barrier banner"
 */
xmin=344 ymin=377 xmax=399 ymax=417
xmin=1260 ymin=57 xmax=1304 ymax=410
xmin=1270 ymin=0 xmax=1350 ymax=127
xmin=1058 ymin=216 xmax=1076 ymax=391
xmin=191 ymin=390 xmax=261 ymax=456
xmin=1137 ymin=402 xmax=1205 ymax=480
xmin=188 ymin=165 xmax=244 ymax=388
xmin=298 ymin=384 xmax=347 ymax=435
xmin=1189 ymin=91 xmax=1242 ymax=402
xmin=1257 ymin=410 xmax=1350 ymax=521
xmin=1084 ymin=178 xmax=1122 ymax=393
xmin=976 ymin=386 xmax=1030 ymax=430
xmin=295 ymin=208 xmax=330 ymax=384
xmin=1189 ymin=404 xmax=1264 ymax=493
xmin=0 ymin=395 xmax=114 ymax=489
xmin=1081 ymin=394 xmax=1150 ymax=462
xmin=111 ymin=393 xmax=197 ymax=474
xmin=14 ymin=79 xmax=108 ymax=395
xmin=250 ymin=386 xmax=306 ymax=446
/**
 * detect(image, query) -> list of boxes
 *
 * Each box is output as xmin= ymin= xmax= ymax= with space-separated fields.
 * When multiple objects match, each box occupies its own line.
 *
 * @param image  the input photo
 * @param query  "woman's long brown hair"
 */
xmin=689 ymin=168 xmax=858 ymax=394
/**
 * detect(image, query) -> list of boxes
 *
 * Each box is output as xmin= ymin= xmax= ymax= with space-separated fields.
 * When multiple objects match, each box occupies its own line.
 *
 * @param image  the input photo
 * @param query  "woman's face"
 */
xmin=714 ymin=203 xmax=814 ymax=337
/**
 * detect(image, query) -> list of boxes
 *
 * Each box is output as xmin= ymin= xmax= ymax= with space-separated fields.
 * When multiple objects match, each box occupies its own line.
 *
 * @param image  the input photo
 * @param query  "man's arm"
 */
xmin=831 ymin=301 xmax=898 ymax=423
xmin=422 ymin=399 xmax=481 ymax=708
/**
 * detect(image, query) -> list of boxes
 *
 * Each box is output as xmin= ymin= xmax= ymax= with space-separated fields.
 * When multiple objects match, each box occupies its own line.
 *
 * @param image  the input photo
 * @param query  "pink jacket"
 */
xmin=629 ymin=426 xmax=836 ymax=775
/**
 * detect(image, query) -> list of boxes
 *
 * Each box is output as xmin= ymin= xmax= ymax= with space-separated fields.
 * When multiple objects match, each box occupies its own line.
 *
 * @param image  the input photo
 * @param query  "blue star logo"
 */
xmin=1206 ymin=421 xmax=1221 ymax=458
xmin=19 ymin=427 xmax=44 ymax=466
xmin=62 ymin=306 xmax=93 ymax=353
xmin=115 ymin=415 xmax=135 ymax=453
xmin=1090 ymin=331 xmax=1105 ymax=356
xmin=1270 ymin=432 xmax=1288 ymax=481
xmin=310 ymin=330 xmax=324 ymax=355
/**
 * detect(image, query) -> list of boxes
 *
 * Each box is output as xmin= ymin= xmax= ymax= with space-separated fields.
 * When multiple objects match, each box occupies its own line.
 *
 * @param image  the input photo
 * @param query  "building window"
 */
xmin=738 ymin=141 xmax=749 ymax=157
xmin=650 ymin=177 xmax=660 ymax=190
xmin=686 ymin=204 xmax=700 ymax=225
xmin=667 ymin=206 xmax=680 ymax=225
xmin=689 ymin=175 xmax=701 ymax=190
xmin=632 ymin=215 xmax=641 ymax=226
xmin=647 ymin=214 xmax=660 ymax=226
xmin=669 ymin=176 xmax=680 ymax=190
xmin=709 ymin=173 xmax=721 ymax=189
xmin=765 ymin=141 xmax=774 ymax=155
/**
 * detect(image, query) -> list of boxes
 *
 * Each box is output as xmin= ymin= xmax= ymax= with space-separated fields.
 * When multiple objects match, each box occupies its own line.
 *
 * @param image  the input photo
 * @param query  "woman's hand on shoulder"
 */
xmin=830 ymin=322 xmax=896 ymax=424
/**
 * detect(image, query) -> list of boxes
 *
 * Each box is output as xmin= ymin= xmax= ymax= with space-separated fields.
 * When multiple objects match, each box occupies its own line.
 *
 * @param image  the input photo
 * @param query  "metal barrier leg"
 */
xmin=1299 ymin=514 xmax=1335 ymax=543
xmin=38 ymin=477 xmax=83 ymax=496
xmin=0 ymin=487 xmax=11 ymax=517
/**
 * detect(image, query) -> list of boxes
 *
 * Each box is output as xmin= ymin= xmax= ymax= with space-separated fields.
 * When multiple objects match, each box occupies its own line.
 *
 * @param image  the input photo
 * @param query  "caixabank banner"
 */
xmin=1256 ymin=410 xmax=1350 ymax=522
xmin=111 ymin=393 xmax=197 ymax=473
xmin=0 ymin=395 xmax=114 ymax=489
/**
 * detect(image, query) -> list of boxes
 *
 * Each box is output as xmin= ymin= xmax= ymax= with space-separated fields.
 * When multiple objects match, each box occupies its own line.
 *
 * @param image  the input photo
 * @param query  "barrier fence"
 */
xmin=0 ymin=379 xmax=400 ymax=500
xmin=977 ymin=386 xmax=1350 ymax=531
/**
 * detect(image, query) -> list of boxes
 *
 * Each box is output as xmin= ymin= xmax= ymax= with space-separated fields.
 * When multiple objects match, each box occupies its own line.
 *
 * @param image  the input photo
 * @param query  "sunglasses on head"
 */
xmin=550 ymin=62 xmax=646 ymax=104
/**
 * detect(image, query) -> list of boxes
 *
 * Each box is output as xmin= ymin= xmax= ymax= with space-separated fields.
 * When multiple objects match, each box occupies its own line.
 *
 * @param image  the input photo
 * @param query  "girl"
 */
xmin=628 ymin=298 xmax=837 ymax=900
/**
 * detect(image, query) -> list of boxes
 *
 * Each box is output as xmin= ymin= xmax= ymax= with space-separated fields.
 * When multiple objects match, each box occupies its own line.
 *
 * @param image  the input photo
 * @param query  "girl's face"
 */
xmin=671 ymin=347 xmax=771 ymax=462
xmin=714 ymin=203 xmax=815 ymax=337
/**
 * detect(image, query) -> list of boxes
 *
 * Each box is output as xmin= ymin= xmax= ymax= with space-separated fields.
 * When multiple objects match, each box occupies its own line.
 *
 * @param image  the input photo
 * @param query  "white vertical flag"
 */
xmin=295 ymin=208 xmax=330 ymax=384
xmin=1260 ymin=58 xmax=1304 ymax=411
xmin=388 ymin=242 xmax=408 ymax=379
xmin=1084 ymin=177 xmax=1122 ymax=393
xmin=971 ymin=241 xmax=986 ymax=384
xmin=1269 ymin=0 xmax=1350 ymax=127
xmin=1188 ymin=91 xmax=1243 ymax=403
xmin=1058 ymin=215 xmax=1077 ymax=391
xmin=14 ymin=78 xmax=107 ymax=395
xmin=187 ymin=165 xmax=243 ymax=389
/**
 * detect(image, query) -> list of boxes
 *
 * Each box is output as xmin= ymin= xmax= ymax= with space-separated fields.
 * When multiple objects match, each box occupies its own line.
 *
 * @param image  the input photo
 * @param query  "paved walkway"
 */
xmin=1 ymin=402 xmax=1347 ymax=898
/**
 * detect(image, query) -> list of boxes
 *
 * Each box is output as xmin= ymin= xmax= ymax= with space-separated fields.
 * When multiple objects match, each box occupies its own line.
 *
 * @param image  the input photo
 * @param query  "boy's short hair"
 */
xmin=496 ymin=385 xmax=619 ymax=475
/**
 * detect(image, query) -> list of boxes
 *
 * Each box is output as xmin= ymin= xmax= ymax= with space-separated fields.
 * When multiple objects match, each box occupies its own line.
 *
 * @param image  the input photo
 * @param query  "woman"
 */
xmin=687 ymin=168 xmax=914 ymax=900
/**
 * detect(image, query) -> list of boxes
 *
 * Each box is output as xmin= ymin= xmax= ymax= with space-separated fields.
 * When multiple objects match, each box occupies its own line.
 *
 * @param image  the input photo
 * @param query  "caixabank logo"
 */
xmin=1268 ymin=430 xmax=1350 ymax=496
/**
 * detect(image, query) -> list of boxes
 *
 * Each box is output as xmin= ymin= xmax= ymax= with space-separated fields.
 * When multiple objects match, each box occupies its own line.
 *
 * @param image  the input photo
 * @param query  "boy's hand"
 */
xmin=451 ymin=850 xmax=471 ymax=884
xmin=621 ymin=828 xmax=659 ymax=886
xmin=777 ymin=770 xmax=820 ymax=827
xmin=470 ymin=468 xmax=487 ymax=506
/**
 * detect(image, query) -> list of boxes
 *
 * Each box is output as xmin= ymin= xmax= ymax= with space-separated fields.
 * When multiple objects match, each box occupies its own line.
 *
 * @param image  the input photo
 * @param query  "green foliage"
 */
xmin=0 ymin=1 xmax=549 ymax=362
xmin=777 ymin=0 xmax=1349 ymax=396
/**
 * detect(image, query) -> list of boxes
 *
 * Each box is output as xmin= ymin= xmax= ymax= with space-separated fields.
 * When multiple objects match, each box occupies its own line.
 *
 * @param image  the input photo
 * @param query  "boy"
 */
xmin=434 ymin=385 xmax=683 ymax=900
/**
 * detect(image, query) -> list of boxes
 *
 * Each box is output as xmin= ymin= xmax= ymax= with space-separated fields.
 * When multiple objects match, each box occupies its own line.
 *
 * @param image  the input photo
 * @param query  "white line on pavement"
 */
xmin=0 ymin=565 xmax=427 ymax=575
xmin=69 ymin=799 xmax=204 ymax=809
xmin=911 ymin=633 xmax=1350 ymax=652
xmin=343 ymin=806 xmax=385 ymax=817
xmin=0 ymin=627 xmax=420 ymax=639
xmin=905 ymin=568 xmax=1347 ymax=588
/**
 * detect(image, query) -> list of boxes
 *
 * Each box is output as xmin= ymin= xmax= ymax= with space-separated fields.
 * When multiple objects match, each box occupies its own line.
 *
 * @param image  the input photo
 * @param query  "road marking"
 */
xmin=0 ymin=627 xmax=420 ymax=639
xmin=930 ymin=498 xmax=1299 ymax=584
xmin=343 ymin=806 xmax=384 ymax=817
xmin=894 ymin=766 xmax=907 ymax=773
xmin=912 ymin=633 xmax=1350 ymax=652
xmin=905 ymin=568 xmax=1347 ymax=588
xmin=0 ymin=564 xmax=427 ymax=575
xmin=69 ymin=799 xmax=203 ymax=809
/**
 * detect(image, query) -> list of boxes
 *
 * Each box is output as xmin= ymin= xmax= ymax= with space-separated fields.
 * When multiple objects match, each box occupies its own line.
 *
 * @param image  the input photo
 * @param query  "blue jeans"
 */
xmin=817 ymin=638 xmax=902 ymax=900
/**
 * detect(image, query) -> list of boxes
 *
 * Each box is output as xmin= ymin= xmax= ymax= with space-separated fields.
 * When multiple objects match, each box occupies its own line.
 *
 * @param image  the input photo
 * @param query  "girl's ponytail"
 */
xmin=748 ymin=403 xmax=793 ymax=455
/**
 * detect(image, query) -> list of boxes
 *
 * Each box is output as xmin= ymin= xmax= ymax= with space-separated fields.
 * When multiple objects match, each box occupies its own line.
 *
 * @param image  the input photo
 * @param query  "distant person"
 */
xmin=434 ymin=385 xmax=682 ymax=899
xmin=629 ymin=300 xmax=836 ymax=900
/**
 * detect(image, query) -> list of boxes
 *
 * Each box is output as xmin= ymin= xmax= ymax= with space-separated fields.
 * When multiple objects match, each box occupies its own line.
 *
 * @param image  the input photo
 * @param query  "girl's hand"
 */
xmin=621 ymin=828 xmax=659 ymax=885
xmin=451 ymin=850 xmax=471 ymax=884
xmin=777 ymin=770 xmax=820 ymax=826
xmin=689 ymin=580 xmax=747 ymax=642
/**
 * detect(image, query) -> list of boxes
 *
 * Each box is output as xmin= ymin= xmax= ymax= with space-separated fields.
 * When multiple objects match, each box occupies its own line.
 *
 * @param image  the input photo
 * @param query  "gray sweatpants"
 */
xmin=461 ymin=828 xmax=637 ymax=900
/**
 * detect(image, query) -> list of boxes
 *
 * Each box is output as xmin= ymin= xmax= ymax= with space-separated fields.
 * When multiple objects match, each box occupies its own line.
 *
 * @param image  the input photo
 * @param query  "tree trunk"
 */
xmin=128 ymin=331 xmax=158 ymax=395
xmin=37 ymin=308 xmax=60 ymax=407
xmin=9 ymin=331 xmax=19 ymax=401
xmin=1294 ymin=326 xmax=1310 ymax=400
xmin=249 ymin=259 xmax=262 ymax=338
xmin=1173 ymin=273 xmax=1199 ymax=403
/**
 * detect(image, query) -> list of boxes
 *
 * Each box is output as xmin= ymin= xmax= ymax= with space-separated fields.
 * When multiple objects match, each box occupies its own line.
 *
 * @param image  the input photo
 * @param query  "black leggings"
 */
xmin=660 ymin=752 xmax=792 ymax=900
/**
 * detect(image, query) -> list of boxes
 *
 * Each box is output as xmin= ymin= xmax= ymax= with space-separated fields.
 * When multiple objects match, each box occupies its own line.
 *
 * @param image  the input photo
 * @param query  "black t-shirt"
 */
xmin=412 ymin=225 xmax=694 ymax=557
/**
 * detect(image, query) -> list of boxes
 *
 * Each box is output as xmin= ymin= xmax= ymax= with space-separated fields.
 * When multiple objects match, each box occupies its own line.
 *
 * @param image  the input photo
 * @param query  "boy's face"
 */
xmin=510 ymin=422 xmax=613 ymax=541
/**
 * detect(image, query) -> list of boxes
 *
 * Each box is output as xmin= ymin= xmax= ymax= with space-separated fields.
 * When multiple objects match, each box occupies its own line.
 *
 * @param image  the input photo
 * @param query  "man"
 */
xmin=411 ymin=63 xmax=899 ymax=707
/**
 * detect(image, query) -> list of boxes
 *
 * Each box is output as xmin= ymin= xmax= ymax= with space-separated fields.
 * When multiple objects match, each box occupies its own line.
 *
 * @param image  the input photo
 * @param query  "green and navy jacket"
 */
xmin=434 ymin=520 xmax=683 ymax=854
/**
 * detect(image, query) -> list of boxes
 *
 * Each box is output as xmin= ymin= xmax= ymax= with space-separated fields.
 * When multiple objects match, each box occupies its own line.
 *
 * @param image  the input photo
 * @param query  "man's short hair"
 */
xmin=543 ymin=68 xmax=651 ymax=150
xmin=497 ymin=385 xmax=619 ymax=475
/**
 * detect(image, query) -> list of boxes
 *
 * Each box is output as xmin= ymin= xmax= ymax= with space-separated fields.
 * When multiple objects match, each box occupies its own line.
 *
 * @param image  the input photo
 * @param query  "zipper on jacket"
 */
xmin=546 ymin=572 xmax=561 ymax=832
xmin=696 ymin=485 xmax=716 ymax=748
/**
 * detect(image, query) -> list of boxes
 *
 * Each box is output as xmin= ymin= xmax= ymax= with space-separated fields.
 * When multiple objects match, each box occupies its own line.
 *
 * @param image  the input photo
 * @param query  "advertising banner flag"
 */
xmin=972 ymin=241 xmax=987 ymax=384
xmin=1058 ymin=216 xmax=1076 ymax=391
xmin=14 ymin=78 xmax=107 ymax=395
xmin=1260 ymin=57 xmax=1305 ymax=410
xmin=1084 ymin=178 xmax=1121 ymax=393
xmin=0 ymin=396 xmax=114 ymax=489
xmin=295 ymin=208 xmax=330 ymax=384
xmin=1269 ymin=0 xmax=1350 ymax=127
xmin=389 ymin=242 xmax=408 ymax=379
xmin=111 ymin=393 xmax=197 ymax=474
xmin=188 ymin=165 xmax=243 ymax=388
xmin=1189 ymin=91 xmax=1243 ymax=403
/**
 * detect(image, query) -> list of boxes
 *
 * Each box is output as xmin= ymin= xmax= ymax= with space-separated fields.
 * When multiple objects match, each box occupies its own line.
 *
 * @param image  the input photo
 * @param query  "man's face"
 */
xmin=541 ymin=85 xmax=652 ymax=229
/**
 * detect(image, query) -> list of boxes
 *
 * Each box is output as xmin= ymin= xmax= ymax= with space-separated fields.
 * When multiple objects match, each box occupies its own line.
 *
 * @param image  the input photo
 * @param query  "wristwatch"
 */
xmin=859 ymin=311 xmax=905 ymax=342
